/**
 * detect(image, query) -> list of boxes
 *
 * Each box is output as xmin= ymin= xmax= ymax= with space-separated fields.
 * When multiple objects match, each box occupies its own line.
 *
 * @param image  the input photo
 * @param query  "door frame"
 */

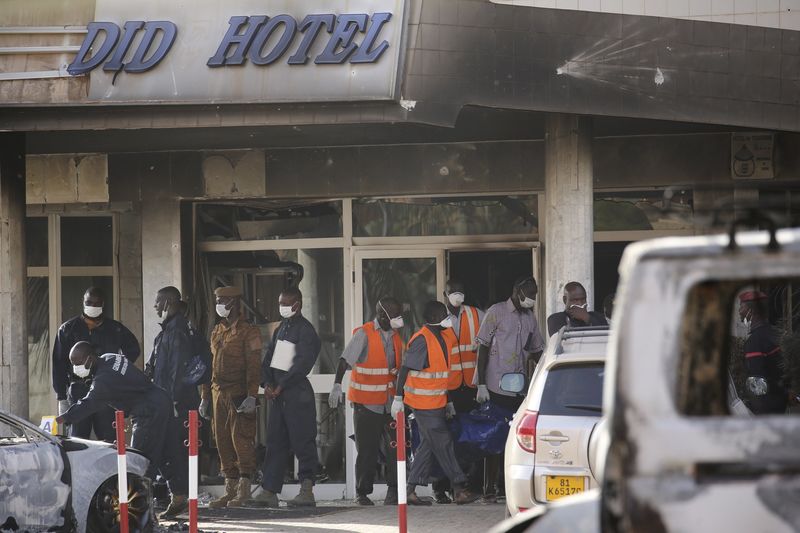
xmin=344 ymin=242 xmax=540 ymax=498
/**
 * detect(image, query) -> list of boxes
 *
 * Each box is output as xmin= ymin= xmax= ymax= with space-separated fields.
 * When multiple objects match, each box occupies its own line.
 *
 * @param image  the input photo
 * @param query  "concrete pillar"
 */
xmin=141 ymin=196 xmax=182 ymax=361
xmin=544 ymin=114 xmax=595 ymax=320
xmin=0 ymin=133 xmax=28 ymax=417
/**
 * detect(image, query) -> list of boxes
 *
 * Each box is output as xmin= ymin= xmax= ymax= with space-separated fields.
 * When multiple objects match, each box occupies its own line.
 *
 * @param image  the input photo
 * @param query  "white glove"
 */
xmin=237 ymin=395 xmax=257 ymax=414
xmin=199 ymin=398 xmax=211 ymax=420
xmin=391 ymin=396 xmax=405 ymax=418
xmin=58 ymin=400 xmax=71 ymax=416
xmin=445 ymin=402 xmax=456 ymax=419
xmin=328 ymin=383 xmax=343 ymax=409
xmin=476 ymin=385 xmax=490 ymax=403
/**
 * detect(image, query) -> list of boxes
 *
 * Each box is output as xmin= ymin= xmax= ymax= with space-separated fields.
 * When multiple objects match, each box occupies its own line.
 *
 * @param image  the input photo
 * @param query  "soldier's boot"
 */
xmin=249 ymin=488 xmax=279 ymax=508
xmin=208 ymin=478 xmax=238 ymax=509
xmin=159 ymin=494 xmax=188 ymax=519
xmin=287 ymin=479 xmax=316 ymax=507
xmin=226 ymin=477 xmax=252 ymax=508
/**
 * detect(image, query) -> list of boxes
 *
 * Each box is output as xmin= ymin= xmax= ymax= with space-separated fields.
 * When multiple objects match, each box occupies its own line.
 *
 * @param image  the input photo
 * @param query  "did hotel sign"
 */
xmin=70 ymin=0 xmax=407 ymax=103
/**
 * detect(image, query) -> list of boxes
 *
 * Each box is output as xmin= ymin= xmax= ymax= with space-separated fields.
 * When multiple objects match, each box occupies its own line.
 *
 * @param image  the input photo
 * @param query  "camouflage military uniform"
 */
xmin=202 ymin=318 xmax=262 ymax=480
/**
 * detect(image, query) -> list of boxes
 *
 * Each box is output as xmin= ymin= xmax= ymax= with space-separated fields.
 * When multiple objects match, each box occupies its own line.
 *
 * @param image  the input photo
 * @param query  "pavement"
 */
xmin=159 ymin=500 xmax=507 ymax=533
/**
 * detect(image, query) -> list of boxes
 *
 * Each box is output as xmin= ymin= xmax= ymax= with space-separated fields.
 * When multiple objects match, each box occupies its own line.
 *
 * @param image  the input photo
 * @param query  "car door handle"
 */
xmin=540 ymin=435 xmax=570 ymax=443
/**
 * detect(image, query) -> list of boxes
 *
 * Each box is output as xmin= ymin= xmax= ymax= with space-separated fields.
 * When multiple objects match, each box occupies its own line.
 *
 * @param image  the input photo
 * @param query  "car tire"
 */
xmin=88 ymin=474 xmax=154 ymax=533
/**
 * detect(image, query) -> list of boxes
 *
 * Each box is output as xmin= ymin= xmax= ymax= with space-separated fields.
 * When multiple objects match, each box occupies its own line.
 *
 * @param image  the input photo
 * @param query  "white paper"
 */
xmin=270 ymin=340 xmax=296 ymax=372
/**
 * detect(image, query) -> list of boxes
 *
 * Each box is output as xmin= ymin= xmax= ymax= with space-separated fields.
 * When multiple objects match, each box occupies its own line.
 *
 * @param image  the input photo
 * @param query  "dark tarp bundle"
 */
xmin=409 ymin=402 xmax=516 ymax=480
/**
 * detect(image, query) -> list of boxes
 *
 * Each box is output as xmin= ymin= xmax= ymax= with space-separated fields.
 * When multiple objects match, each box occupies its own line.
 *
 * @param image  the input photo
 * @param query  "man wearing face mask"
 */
xmin=56 ymin=342 xmax=170 ymax=484
xmin=201 ymin=286 xmax=263 ymax=509
xmin=546 ymin=281 xmax=607 ymax=336
xmin=392 ymin=300 xmax=481 ymax=506
xmin=253 ymin=286 xmax=321 ymax=508
xmin=148 ymin=286 xmax=203 ymax=518
xmin=475 ymin=276 xmax=545 ymax=502
xmin=434 ymin=279 xmax=485 ymax=502
xmin=52 ymin=286 xmax=140 ymax=441
xmin=328 ymin=297 xmax=404 ymax=506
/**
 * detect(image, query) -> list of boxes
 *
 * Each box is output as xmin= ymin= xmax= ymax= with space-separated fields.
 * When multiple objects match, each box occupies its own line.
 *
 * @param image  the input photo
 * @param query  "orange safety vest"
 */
xmin=347 ymin=322 xmax=403 ymax=405
xmin=404 ymin=327 xmax=456 ymax=410
xmin=448 ymin=305 xmax=481 ymax=390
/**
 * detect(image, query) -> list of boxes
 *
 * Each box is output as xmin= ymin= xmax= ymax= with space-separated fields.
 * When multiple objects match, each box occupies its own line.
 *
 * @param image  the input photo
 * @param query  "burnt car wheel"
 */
xmin=88 ymin=474 xmax=154 ymax=533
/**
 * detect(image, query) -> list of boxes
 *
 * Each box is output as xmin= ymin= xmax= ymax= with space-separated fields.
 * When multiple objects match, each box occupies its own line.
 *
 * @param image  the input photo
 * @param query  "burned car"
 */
xmin=492 ymin=221 xmax=800 ymax=532
xmin=0 ymin=409 xmax=153 ymax=532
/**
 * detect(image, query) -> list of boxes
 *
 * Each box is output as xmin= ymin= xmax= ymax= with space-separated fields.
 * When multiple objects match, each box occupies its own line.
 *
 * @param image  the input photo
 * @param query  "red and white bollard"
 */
xmin=187 ymin=410 xmax=199 ymax=533
xmin=395 ymin=411 xmax=407 ymax=533
xmin=114 ymin=410 xmax=129 ymax=533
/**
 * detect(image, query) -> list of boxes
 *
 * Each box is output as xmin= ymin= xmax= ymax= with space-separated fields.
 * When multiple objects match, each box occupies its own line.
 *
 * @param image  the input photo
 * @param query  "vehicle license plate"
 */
xmin=545 ymin=476 xmax=586 ymax=501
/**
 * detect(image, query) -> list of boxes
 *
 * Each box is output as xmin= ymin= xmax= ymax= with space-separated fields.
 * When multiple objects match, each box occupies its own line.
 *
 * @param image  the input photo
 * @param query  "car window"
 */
xmin=677 ymin=278 xmax=800 ymax=417
xmin=0 ymin=418 xmax=28 ymax=445
xmin=539 ymin=363 xmax=604 ymax=416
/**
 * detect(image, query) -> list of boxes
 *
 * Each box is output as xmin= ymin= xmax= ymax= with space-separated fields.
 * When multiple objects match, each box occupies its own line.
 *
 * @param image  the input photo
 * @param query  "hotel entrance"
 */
xmin=192 ymin=194 xmax=541 ymax=498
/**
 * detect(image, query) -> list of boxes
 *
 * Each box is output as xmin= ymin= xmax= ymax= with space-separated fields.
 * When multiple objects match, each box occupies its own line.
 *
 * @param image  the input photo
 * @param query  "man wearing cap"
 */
xmin=201 ymin=286 xmax=262 ymax=509
xmin=475 ymin=276 xmax=545 ymax=502
xmin=328 ymin=296 xmax=404 ymax=506
xmin=739 ymin=290 xmax=787 ymax=414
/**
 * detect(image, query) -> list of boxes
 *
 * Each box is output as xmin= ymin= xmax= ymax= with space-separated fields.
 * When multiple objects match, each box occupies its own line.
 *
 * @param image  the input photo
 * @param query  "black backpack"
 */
xmin=182 ymin=324 xmax=212 ymax=386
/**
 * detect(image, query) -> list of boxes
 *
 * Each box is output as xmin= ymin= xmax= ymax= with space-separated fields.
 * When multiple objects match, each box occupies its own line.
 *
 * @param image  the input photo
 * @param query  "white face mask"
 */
xmin=279 ymin=305 xmax=296 ymax=319
xmin=84 ymin=305 xmax=103 ymax=319
xmin=519 ymin=296 xmax=536 ymax=309
xmin=73 ymin=363 xmax=91 ymax=379
xmin=439 ymin=317 xmax=453 ymax=329
xmin=390 ymin=316 xmax=405 ymax=330
xmin=158 ymin=304 xmax=169 ymax=321
xmin=569 ymin=303 xmax=588 ymax=310
xmin=215 ymin=304 xmax=231 ymax=318
xmin=447 ymin=292 xmax=465 ymax=307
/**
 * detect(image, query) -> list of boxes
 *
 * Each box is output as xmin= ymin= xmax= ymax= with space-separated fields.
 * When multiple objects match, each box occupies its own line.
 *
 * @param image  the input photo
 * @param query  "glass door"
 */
xmin=353 ymin=249 xmax=446 ymax=343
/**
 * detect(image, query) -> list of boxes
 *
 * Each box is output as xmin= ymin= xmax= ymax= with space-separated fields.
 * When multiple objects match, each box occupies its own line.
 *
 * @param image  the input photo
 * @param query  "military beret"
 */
xmin=739 ymin=290 xmax=767 ymax=303
xmin=214 ymin=286 xmax=243 ymax=298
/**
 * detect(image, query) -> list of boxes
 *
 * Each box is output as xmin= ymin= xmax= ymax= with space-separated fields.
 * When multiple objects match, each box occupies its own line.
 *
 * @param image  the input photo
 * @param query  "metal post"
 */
xmin=114 ymin=410 xmax=129 ymax=533
xmin=396 ymin=411 xmax=407 ymax=533
xmin=188 ymin=410 xmax=199 ymax=533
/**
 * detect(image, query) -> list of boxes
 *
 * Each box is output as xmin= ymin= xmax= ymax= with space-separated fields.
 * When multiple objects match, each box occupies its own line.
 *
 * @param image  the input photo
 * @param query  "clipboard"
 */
xmin=270 ymin=339 xmax=296 ymax=371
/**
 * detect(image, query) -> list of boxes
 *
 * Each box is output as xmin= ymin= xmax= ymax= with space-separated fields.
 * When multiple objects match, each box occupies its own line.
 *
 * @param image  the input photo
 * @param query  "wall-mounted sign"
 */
xmin=69 ymin=0 xmax=406 ymax=104
xmin=731 ymin=133 xmax=775 ymax=180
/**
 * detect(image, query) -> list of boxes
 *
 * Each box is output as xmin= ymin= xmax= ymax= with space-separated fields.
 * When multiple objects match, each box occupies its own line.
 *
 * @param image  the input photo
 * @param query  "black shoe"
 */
xmin=407 ymin=491 xmax=433 ymax=506
xmin=455 ymin=489 xmax=481 ymax=505
xmin=434 ymin=490 xmax=452 ymax=504
xmin=354 ymin=494 xmax=374 ymax=506
xmin=384 ymin=488 xmax=398 ymax=506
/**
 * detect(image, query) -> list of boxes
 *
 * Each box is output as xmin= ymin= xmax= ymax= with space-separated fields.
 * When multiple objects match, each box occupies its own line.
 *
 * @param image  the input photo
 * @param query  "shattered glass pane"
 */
xmin=594 ymin=189 xmax=693 ymax=231
xmin=198 ymin=201 xmax=343 ymax=241
xmin=353 ymin=195 xmax=539 ymax=237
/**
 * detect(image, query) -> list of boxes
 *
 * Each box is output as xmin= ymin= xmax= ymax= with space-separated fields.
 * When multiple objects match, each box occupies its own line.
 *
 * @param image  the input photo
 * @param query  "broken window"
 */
xmin=677 ymin=278 xmax=800 ymax=417
xmin=352 ymin=195 xmax=539 ymax=238
xmin=197 ymin=201 xmax=343 ymax=241
xmin=594 ymin=189 xmax=693 ymax=232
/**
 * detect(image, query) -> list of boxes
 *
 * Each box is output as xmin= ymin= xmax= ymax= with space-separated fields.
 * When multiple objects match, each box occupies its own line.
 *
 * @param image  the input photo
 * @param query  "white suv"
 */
xmin=503 ymin=327 xmax=608 ymax=517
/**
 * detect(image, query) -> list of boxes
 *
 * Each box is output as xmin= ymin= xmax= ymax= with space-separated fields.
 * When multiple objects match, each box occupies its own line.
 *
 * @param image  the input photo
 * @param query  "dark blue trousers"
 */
xmin=260 ymin=380 xmax=320 ymax=493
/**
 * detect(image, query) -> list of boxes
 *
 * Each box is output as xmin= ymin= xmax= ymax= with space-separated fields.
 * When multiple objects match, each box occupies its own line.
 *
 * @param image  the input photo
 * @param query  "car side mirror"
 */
xmin=499 ymin=373 xmax=526 ymax=394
